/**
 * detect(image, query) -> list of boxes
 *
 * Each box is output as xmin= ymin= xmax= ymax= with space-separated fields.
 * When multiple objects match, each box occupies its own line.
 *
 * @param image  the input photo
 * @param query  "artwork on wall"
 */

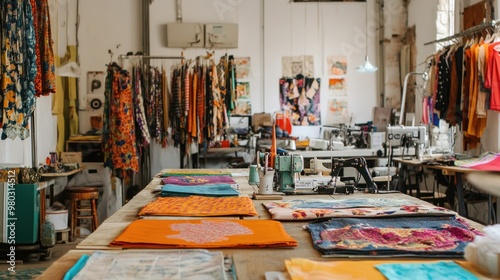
xmin=328 ymin=78 xmax=346 ymax=96
xmin=327 ymin=55 xmax=347 ymax=75
xmin=325 ymin=97 xmax=350 ymax=125
xmin=236 ymin=82 xmax=250 ymax=99
xmin=234 ymin=57 xmax=251 ymax=79
xmin=279 ymin=77 xmax=321 ymax=126
xmin=233 ymin=100 xmax=252 ymax=115
xmin=282 ymin=55 xmax=314 ymax=77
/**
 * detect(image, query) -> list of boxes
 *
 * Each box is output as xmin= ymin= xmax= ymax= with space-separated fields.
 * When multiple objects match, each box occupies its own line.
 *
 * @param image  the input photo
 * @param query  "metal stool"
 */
xmin=65 ymin=187 xmax=99 ymax=241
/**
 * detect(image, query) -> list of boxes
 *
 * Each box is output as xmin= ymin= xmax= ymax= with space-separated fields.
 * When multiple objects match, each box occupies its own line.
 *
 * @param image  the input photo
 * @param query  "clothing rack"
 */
xmin=117 ymin=55 xmax=184 ymax=60
xmin=424 ymin=20 xmax=500 ymax=46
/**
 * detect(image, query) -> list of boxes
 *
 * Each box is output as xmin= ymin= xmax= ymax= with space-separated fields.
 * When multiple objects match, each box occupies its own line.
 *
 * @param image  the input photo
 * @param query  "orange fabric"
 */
xmin=285 ymin=259 xmax=486 ymax=280
xmin=138 ymin=196 xmax=258 ymax=217
xmin=110 ymin=219 xmax=297 ymax=249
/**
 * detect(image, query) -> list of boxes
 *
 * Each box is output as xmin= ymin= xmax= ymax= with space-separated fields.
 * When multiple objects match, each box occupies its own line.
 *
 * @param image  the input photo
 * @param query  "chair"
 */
xmin=65 ymin=186 xmax=100 ymax=241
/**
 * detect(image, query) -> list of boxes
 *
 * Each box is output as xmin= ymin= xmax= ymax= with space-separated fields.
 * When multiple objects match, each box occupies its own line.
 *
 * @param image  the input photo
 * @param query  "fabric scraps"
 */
xmin=110 ymin=219 xmax=297 ymax=249
xmin=284 ymin=259 xmax=480 ymax=280
xmin=263 ymin=198 xmax=455 ymax=220
xmin=161 ymin=183 xmax=239 ymax=197
xmin=279 ymin=76 xmax=321 ymax=126
xmin=161 ymin=170 xmax=232 ymax=177
xmin=307 ymin=216 xmax=479 ymax=257
xmin=162 ymin=175 xmax=236 ymax=185
xmin=71 ymin=250 xmax=226 ymax=280
xmin=375 ymin=261 xmax=479 ymax=280
xmin=138 ymin=196 xmax=257 ymax=217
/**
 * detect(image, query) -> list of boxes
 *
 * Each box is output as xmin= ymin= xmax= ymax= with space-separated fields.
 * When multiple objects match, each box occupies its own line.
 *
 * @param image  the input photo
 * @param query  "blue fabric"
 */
xmin=63 ymin=254 xmax=90 ymax=280
xmin=375 ymin=261 xmax=478 ymax=280
xmin=161 ymin=183 xmax=239 ymax=197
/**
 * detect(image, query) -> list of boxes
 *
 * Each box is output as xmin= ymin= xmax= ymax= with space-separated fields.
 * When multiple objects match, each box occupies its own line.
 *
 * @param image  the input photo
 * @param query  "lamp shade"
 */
xmin=356 ymin=56 xmax=378 ymax=73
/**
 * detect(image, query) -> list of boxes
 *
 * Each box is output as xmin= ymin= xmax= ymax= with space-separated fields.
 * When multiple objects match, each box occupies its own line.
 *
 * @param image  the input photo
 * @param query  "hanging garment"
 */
xmin=102 ymin=64 xmax=139 ymax=178
xmin=1 ymin=0 xmax=37 ymax=140
xmin=34 ymin=0 xmax=56 ymax=96
xmin=132 ymin=66 xmax=150 ymax=149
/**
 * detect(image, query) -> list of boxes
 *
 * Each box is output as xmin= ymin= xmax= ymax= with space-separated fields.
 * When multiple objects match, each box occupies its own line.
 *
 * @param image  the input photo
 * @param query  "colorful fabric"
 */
xmin=263 ymin=198 xmax=455 ymax=220
xmin=138 ymin=196 xmax=257 ymax=217
xmin=71 ymin=250 xmax=226 ymax=280
xmin=161 ymin=170 xmax=231 ymax=177
xmin=1 ymin=0 xmax=37 ymax=140
xmin=284 ymin=259 xmax=480 ymax=280
xmin=161 ymin=183 xmax=239 ymax=197
xmin=110 ymin=219 xmax=297 ymax=249
xmin=307 ymin=216 xmax=479 ymax=257
xmin=102 ymin=64 xmax=139 ymax=178
xmin=456 ymin=152 xmax=500 ymax=171
xmin=161 ymin=175 xmax=236 ymax=185
xmin=34 ymin=0 xmax=56 ymax=96
xmin=375 ymin=261 xmax=479 ymax=280
xmin=279 ymin=77 xmax=321 ymax=126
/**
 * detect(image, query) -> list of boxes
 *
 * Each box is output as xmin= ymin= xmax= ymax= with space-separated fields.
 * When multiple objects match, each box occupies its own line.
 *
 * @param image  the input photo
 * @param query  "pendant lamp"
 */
xmin=356 ymin=2 xmax=378 ymax=73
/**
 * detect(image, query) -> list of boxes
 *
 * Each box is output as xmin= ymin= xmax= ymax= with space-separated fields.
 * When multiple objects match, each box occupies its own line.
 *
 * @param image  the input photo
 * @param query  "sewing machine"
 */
xmin=311 ymin=157 xmax=378 ymax=194
xmin=386 ymin=125 xmax=427 ymax=158
xmin=274 ymin=154 xmax=304 ymax=193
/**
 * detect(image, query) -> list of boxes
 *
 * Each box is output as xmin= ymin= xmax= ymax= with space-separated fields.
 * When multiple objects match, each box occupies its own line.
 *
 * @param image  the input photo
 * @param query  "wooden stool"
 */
xmin=65 ymin=187 xmax=99 ymax=241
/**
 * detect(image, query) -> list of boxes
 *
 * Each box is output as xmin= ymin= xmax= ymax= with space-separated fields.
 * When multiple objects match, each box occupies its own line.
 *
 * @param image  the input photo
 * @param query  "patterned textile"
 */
xmin=375 ymin=261 xmax=479 ymax=280
xmin=132 ymin=66 xmax=150 ymax=149
xmin=1 ymin=0 xmax=37 ymax=140
xmin=110 ymin=219 xmax=297 ymax=249
xmin=34 ymin=0 xmax=56 ymax=96
xmin=263 ymin=198 xmax=455 ymax=221
xmin=161 ymin=184 xmax=239 ymax=197
xmin=161 ymin=170 xmax=231 ymax=177
xmin=161 ymin=175 xmax=236 ymax=185
xmin=279 ymin=77 xmax=321 ymax=126
xmin=456 ymin=152 xmax=500 ymax=171
xmin=102 ymin=64 xmax=139 ymax=178
xmin=71 ymin=250 xmax=226 ymax=280
xmin=138 ymin=196 xmax=257 ymax=217
xmin=307 ymin=216 xmax=479 ymax=257
xmin=284 ymin=259 xmax=480 ymax=280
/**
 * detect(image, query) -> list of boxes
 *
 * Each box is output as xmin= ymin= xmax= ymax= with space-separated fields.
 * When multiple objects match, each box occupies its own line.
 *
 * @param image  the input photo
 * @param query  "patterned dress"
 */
xmin=103 ymin=64 xmax=139 ymax=178
xmin=1 ymin=0 xmax=38 ymax=140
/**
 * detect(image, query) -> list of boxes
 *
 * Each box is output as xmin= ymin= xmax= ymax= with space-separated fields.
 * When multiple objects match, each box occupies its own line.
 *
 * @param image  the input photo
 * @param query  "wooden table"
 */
xmin=39 ymin=168 xmax=487 ymax=280
xmin=40 ymin=168 xmax=82 ymax=205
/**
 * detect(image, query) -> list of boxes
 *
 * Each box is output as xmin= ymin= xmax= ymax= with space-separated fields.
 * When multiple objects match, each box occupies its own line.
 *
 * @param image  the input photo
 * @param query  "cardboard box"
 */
xmin=60 ymin=152 xmax=82 ymax=164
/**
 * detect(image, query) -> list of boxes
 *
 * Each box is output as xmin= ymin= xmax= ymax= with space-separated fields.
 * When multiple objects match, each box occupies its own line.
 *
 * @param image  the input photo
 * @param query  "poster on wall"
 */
xmin=329 ymin=78 xmax=346 ymax=96
xmin=282 ymin=55 xmax=314 ymax=77
xmin=279 ymin=77 xmax=321 ymax=126
xmin=234 ymin=57 xmax=251 ymax=79
xmin=326 ymin=97 xmax=350 ymax=125
xmin=327 ymin=55 xmax=347 ymax=75
xmin=236 ymin=82 xmax=250 ymax=99
xmin=233 ymin=100 xmax=252 ymax=115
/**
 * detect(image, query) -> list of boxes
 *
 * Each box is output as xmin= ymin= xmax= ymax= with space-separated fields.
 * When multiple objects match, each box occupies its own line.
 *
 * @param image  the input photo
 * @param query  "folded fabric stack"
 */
xmin=263 ymin=198 xmax=455 ymax=220
xmin=160 ymin=170 xmax=232 ymax=177
xmin=110 ymin=219 xmax=297 ymax=249
xmin=161 ymin=183 xmax=239 ymax=197
xmin=307 ymin=216 xmax=480 ymax=257
xmin=138 ymin=196 xmax=258 ymax=217
xmin=161 ymin=175 xmax=236 ymax=185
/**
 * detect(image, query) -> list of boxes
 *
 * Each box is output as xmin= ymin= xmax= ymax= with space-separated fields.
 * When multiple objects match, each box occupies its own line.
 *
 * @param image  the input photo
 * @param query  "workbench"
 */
xmin=39 ymin=168 xmax=488 ymax=279
xmin=393 ymin=158 xmax=498 ymax=224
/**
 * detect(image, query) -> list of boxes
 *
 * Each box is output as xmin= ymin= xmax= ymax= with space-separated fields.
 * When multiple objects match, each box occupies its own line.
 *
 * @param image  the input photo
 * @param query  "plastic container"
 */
xmin=46 ymin=210 xmax=68 ymax=230
xmin=41 ymin=220 xmax=55 ymax=247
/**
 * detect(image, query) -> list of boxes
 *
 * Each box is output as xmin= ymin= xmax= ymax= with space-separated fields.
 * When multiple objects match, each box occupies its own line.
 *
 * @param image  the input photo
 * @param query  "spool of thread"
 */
xmin=258 ymin=168 xmax=275 ymax=194
xmin=248 ymin=165 xmax=259 ymax=184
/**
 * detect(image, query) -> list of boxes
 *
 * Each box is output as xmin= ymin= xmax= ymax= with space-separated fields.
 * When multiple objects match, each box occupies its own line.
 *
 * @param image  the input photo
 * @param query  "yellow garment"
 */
xmin=285 ymin=259 xmax=485 ymax=280
xmin=467 ymin=43 xmax=487 ymax=140
xmin=52 ymin=55 xmax=65 ymax=154
xmin=67 ymin=45 xmax=79 ymax=136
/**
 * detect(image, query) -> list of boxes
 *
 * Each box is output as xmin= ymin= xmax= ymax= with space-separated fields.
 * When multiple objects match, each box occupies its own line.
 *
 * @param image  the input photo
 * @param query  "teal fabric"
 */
xmin=63 ymin=254 xmax=90 ymax=280
xmin=161 ymin=183 xmax=239 ymax=197
xmin=375 ymin=261 xmax=478 ymax=280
